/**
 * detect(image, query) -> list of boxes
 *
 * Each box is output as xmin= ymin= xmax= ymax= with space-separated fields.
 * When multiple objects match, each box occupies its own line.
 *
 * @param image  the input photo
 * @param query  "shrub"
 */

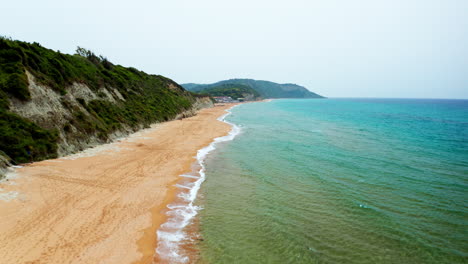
xmin=5 ymin=72 xmax=30 ymax=100
xmin=0 ymin=111 xmax=58 ymax=163
xmin=0 ymin=37 xmax=207 ymax=164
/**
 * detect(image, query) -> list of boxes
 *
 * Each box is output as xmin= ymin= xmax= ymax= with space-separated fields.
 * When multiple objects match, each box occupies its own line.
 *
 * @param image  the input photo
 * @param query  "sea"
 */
xmin=160 ymin=98 xmax=468 ymax=264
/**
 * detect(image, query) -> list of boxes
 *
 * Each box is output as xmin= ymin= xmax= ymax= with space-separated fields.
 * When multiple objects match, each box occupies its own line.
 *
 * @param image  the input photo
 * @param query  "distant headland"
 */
xmin=183 ymin=79 xmax=324 ymax=100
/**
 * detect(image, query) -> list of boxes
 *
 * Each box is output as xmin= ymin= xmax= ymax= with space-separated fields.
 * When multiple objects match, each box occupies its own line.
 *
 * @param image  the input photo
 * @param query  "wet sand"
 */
xmin=0 ymin=104 xmax=234 ymax=264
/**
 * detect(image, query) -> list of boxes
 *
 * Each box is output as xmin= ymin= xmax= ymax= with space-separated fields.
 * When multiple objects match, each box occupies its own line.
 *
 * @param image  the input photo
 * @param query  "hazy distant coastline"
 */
xmin=183 ymin=79 xmax=324 ymax=99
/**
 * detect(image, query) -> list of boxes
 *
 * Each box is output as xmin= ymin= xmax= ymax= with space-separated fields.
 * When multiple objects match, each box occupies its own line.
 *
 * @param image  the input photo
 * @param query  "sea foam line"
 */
xmin=156 ymin=105 xmax=241 ymax=263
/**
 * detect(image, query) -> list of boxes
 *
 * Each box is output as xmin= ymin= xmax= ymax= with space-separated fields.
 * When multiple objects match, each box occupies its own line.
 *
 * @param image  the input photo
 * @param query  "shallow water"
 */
xmin=156 ymin=106 xmax=241 ymax=263
xmin=196 ymin=99 xmax=468 ymax=263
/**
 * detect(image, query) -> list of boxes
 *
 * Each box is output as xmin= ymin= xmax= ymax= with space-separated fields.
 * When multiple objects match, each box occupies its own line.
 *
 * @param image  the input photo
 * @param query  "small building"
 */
xmin=213 ymin=96 xmax=237 ymax=103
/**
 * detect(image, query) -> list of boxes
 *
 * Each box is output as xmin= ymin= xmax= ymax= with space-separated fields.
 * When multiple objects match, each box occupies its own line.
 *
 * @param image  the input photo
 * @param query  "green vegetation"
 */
xmin=197 ymin=84 xmax=260 ymax=100
xmin=0 ymin=111 xmax=58 ymax=163
xmin=183 ymin=79 xmax=324 ymax=98
xmin=0 ymin=37 xmax=200 ymax=164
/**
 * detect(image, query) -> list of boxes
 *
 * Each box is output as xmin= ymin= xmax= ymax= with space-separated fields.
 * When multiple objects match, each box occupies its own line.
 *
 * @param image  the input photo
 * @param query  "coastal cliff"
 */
xmin=0 ymin=37 xmax=212 ymax=174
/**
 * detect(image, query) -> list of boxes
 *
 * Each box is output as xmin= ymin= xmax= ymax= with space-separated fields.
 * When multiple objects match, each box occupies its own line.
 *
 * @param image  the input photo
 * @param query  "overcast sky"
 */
xmin=2 ymin=0 xmax=467 ymax=98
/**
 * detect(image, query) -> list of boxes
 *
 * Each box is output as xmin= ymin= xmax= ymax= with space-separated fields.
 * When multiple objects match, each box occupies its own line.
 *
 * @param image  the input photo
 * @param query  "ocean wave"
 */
xmin=156 ymin=105 xmax=241 ymax=263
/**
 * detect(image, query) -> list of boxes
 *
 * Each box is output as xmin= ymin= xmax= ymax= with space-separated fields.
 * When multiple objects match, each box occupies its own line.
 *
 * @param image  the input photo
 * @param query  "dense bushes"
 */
xmin=5 ymin=73 xmax=30 ymax=100
xmin=0 ymin=37 xmax=200 ymax=164
xmin=0 ymin=111 xmax=58 ymax=163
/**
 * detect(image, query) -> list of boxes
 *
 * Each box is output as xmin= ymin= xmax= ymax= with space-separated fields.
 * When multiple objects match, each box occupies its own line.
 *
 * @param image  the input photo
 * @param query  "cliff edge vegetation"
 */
xmin=0 ymin=37 xmax=211 ymax=167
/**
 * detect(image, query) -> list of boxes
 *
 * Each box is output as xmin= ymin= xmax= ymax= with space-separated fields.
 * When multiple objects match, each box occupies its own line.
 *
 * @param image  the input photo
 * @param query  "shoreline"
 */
xmin=0 ymin=104 xmax=237 ymax=264
xmin=155 ymin=104 xmax=241 ymax=263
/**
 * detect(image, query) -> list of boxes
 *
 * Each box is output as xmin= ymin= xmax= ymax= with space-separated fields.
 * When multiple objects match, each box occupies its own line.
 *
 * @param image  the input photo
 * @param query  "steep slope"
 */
xmin=183 ymin=79 xmax=324 ymax=98
xmin=196 ymin=83 xmax=261 ymax=100
xmin=180 ymin=83 xmax=200 ymax=91
xmin=0 ymin=37 xmax=212 ymax=166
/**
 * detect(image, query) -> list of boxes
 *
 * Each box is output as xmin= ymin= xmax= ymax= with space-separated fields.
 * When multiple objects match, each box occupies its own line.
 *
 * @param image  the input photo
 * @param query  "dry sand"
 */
xmin=0 ymin=104 xmax=234 ymax=264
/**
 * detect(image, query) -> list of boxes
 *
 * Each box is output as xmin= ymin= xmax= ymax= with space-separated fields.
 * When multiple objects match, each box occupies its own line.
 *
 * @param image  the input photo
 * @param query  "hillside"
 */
xmin=0 ymin=37 xmax=212 ymax=167
xmin=196 ymin=83 xmax=261 ymax=100
xmin=183 ymin=79 xmax=324 ymax=99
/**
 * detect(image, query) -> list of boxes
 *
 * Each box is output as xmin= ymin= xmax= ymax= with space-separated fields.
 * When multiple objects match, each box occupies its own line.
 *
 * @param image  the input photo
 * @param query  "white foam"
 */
xmin=180 ymin=174 xmax=200 ymax=179
xmin=156 ymin=105 xmax=241 ymax=263
xmin=175 ymin=184 xmax=192 ymax=190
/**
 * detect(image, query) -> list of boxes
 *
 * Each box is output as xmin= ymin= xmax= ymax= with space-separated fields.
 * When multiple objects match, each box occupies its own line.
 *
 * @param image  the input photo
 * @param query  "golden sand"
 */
xmin=0 ymin=104 xmax=234 ymax=264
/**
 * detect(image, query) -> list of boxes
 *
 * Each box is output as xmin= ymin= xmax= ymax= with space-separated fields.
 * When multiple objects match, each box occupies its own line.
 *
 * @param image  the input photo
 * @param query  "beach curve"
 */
xmin=0 ymin=104 xmax=236 ymax=264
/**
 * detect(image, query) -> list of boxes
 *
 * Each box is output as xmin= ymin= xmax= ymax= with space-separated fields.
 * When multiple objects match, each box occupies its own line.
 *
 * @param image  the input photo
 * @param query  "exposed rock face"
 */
xmin=175 ymin=97 xmax=214 ymax=120
xmin=0 ymin=153 xmax=11 ymax=179
xmin=0 ymin=38 xmax=213 ymax=167
xmin=8 ymin=71 xmax=213 ymax=158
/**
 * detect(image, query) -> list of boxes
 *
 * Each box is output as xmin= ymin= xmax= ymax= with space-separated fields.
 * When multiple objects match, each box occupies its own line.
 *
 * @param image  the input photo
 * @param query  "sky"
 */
xmin=1 ymin=0 xmax=467 ymax=98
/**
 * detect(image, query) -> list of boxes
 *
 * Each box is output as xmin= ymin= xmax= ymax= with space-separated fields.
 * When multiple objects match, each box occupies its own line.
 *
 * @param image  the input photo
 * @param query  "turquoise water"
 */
xmin=196 ymin=99 xmax=468 ymax=263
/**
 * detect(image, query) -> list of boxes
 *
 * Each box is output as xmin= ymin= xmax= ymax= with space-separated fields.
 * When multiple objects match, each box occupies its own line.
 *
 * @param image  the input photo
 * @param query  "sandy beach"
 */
xmin=0 ymin=104 xmax=234 ymax=264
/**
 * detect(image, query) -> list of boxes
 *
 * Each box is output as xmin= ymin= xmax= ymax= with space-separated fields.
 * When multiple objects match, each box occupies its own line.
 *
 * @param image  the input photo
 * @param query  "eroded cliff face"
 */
xmin=7 ymin=71 xmax=213 ymax=158
xmin=0 ymin=38 xmax=214 ymax=174
xmin=0 ymin=153 xmax=11 ymax=179
xmin=175 ymin=96 xmax=214 ymax=120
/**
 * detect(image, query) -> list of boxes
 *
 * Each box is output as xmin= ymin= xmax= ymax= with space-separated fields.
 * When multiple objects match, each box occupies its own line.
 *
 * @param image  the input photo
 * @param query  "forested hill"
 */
xmin=0 ymin=37 xmax=211 ymax=169
xmin=193 ymin=84 xmax=261 ymax=100
xmin=183 ymin=79 xmax=324 ymax=99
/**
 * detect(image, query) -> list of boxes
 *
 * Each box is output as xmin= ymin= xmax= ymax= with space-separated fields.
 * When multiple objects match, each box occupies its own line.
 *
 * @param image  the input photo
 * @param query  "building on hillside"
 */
xmin=213 ymin=96 xmax=237 ymax=103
